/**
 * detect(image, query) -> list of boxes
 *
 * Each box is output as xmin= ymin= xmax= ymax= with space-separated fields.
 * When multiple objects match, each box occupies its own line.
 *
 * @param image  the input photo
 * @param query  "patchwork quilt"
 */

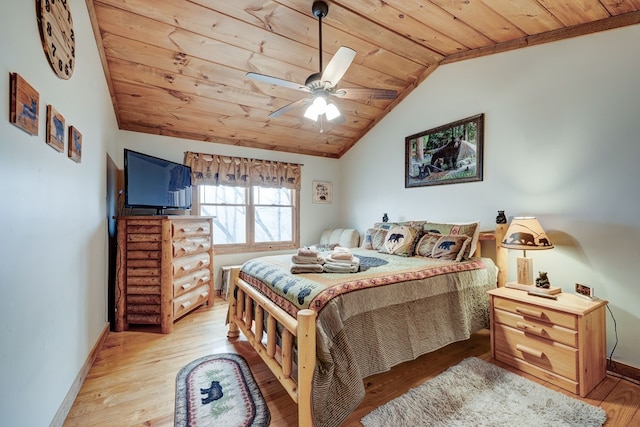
xmin=238 ymin=249 xmax=498 ymax=427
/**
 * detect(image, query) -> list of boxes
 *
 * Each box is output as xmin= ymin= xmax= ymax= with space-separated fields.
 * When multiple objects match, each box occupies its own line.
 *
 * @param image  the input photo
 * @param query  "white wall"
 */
xmin=116 ymin=131 xmax=342 ymax=285
xmin=341 ymin=25 xmax=640 ymax=370
xmin=0 ymin=1 xmax=118 ymax=425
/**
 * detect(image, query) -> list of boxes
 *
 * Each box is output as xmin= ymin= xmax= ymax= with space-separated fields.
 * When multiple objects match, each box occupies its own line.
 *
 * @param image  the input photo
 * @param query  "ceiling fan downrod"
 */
xmin=312 ymin=1 xmax=328 ymax=73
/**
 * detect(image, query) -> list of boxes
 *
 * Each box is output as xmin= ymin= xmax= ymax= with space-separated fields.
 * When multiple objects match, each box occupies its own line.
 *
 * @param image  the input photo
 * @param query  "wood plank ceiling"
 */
xmin=87 ymin=1 xmax=640 ymax=158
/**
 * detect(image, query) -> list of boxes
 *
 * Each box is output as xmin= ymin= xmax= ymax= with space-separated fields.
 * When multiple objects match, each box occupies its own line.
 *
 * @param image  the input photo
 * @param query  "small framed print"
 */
xmin=575 ymin=283 xmax=594 ymax=298
xmin=312 ymin=181 xmax=332 ymax=203
xmin=46 ymin=105 xmax=65 ymax=152
xmin=68 ymin=126 xmax=82 ymax=163
xmin=9 ymin=73 xmax=40 ymax=136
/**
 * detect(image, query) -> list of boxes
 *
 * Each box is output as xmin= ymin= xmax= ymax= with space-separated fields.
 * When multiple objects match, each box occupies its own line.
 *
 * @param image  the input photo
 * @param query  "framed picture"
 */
xmin=575 ymin=283 xmax=594 ymax=298
xmin=46 ymin=105 xmax=65 ymax=152
xmin=9 ymin=73 xmax=40 ymax=136
xmin=68 ymin=126 xmax=82 ymax=163
xmin=312 ymin=181 xmax=332 ymax=203
xmin=405 ymin=113 xmax=484 ymax=188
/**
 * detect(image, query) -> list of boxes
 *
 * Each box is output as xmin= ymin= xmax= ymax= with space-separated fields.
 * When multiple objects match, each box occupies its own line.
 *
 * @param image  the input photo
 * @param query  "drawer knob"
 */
xmin=516 ymin=343 xmax=544 ymax=359
xmin=181 ymin=283 xmax=192 ymax=290
xmin=181 ymin=301 xmax=192 ymax=309
xmin=515 ymin=306 xmax=544 ymax=319
xmin=516 ymin=321 xmax=544 ymax=336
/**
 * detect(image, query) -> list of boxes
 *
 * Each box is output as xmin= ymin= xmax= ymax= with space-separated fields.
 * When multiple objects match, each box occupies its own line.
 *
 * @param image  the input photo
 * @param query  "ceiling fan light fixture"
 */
xmin=304 ymin=95 xmax=327 ymax=121
xmin=325 ymin=102 xmax=341 ymax=121
xmin=304 ymin=106 xmax=319 ymax=121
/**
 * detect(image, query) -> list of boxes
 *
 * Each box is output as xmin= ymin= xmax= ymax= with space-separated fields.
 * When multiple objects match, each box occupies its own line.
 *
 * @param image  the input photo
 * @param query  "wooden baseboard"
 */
xmin=49 ymin=323 xmax=110 ymax=427
xmin=608 ymin=359 xmax=640 ymax=385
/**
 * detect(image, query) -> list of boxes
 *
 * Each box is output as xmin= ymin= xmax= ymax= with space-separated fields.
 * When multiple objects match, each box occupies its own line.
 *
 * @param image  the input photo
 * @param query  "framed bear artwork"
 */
xmin=405 ymin=114 xmax=484 ymax=188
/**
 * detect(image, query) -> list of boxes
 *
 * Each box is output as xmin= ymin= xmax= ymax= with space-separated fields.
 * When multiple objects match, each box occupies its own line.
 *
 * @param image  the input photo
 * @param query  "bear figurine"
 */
xmin=535 ymin=271 xmax=551 ymax=289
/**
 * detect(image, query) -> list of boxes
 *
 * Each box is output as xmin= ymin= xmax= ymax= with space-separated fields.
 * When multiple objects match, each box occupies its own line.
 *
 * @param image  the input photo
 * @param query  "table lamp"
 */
xmin=500 ymin=216 xmax=557 ymax=293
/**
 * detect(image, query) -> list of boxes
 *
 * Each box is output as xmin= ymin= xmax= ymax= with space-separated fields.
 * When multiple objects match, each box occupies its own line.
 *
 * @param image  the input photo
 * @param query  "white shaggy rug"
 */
xmin=361 ymin=357 xmax=606 ymax=427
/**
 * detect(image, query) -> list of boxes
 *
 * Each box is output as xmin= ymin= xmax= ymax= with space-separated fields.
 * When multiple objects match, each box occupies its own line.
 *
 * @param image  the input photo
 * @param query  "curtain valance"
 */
xmin=183 ymin=152 xmax=302 ymax=190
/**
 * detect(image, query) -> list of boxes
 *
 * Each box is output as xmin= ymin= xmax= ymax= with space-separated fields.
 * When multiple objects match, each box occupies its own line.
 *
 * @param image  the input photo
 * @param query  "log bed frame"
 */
xmin=227 ymin=224 xmax=508 ymax=426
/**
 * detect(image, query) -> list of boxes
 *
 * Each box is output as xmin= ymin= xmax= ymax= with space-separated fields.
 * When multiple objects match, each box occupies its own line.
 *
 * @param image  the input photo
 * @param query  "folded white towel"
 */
xmin=297 ymin=247 xmax=319 ymax=257
xmin=324 ymin=254 xmax=358 ymax=265
xmin=329 ymin=251 xmax=353 ymax=261
xmin=292 ymin=254 xmax=325 ymax=265
xmin=323 ymin=261 xmax=359 ymax=273
xmin=291 ymin=264 xmax=324 ymax=274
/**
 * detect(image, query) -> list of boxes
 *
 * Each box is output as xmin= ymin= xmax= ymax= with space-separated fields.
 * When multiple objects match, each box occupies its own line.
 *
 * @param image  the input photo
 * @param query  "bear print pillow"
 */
xmin=380 ymin=225 xmax=422 ymax=257
xmin=429 ymin=234 xmax=471 ymax=262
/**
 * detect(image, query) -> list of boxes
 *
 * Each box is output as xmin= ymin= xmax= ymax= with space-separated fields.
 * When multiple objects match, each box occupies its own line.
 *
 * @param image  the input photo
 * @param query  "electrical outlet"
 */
xmin=575 ymin=283 xmax=594 ymax=298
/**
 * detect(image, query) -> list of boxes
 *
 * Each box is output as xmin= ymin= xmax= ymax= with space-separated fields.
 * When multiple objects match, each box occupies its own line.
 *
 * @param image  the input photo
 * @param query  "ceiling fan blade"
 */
xmin=246 ymin=72 xmax=311 ymax=93
xmin=334 ymin=87 xmax=398 ymax=100
xmin=321 ymin=47 xmax=356 ymax=88
xmin=269 ymin=98 xmax=311 ymax=118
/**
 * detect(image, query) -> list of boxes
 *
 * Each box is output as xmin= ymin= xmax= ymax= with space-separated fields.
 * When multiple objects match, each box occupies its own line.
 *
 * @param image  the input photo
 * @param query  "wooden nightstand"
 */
xmin=488 ymin=287 xmax=608 ymax=397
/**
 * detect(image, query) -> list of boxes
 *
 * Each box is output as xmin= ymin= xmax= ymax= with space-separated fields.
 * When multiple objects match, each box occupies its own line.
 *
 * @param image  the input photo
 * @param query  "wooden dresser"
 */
xmin=115 ymin=216 xmax=214 ymax=333
xmin=488 ymin=287 xmax=607 ymax=397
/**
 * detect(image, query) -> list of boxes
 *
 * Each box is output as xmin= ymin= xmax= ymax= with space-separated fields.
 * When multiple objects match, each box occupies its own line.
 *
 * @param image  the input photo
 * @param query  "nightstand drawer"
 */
xmin=493 ymin=296 xmax=577 ymax=330
xmin=494 ymin=353 xmax=580 ymax=395
xmin=494 ymin=323 xmax=578 ymax=381
xmin=494 ymin=308 xmax=578 ymax=347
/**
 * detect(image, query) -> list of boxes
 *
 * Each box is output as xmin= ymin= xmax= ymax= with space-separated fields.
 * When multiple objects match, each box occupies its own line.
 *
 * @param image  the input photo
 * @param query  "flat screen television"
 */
xmin=124 ymin=149 xmax=192 ymax=214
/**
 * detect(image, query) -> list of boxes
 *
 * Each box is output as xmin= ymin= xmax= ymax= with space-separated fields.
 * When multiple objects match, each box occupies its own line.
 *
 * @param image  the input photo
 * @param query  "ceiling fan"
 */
xmin=246 ymin=1 xmax=397 ymax=125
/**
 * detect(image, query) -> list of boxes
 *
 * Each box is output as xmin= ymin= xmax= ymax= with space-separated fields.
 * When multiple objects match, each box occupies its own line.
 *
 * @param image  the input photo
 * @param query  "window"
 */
xmin=196 ymin=184 xmax=299 ymax=254
xmin=183 ymin=152 xmax=302 ymax=254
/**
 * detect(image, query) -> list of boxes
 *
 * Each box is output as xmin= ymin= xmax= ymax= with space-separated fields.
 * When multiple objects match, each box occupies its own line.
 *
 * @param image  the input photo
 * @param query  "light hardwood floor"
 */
xmin=64 ymin=297 xmax=640 ymax=426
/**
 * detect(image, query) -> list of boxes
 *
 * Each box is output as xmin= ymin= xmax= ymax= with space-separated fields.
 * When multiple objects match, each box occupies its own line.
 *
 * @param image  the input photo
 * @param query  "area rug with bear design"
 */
xmin=175 ymin=353 xmax=270 ymax=427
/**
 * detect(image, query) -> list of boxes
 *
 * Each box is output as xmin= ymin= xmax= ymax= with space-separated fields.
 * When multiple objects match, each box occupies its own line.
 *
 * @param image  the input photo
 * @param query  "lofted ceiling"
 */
xmin=86 ymin=1 xmax=640 ymax=158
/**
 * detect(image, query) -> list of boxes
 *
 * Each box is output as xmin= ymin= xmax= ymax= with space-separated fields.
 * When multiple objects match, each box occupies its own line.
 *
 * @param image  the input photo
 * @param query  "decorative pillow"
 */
xmin=421 ymin=221 xmax=480 ymax=259
xmin=373 ymin=221 xmax=427 ymax=231
xmin=361 ymin=228 xmax=375 ymax=249
xmin=361 ymin=228 xmax=388 ymax=250
xmin=371 ymin=229 xmax=388 ymax=251
xmin=430 ymin=234 xmax=471 ymax=262
xmin=379 ymin=225 xmax=422 ymax=257
xmin=415 ymin=233 xmax=441 ymax=257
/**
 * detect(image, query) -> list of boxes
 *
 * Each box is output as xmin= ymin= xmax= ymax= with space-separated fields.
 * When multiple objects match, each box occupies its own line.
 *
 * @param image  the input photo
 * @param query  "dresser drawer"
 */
xmin=494 ymin=308 xmax=578 ymax=347
xmin=173 ymin=285 xmax=210 ymax=319
xmin=172 ymin=236 xmax=211 ymax=258
xmin=173 ymin=269 xmax=211 ymax=298
xmin=494 ymin=323 xmax=578 ymax=381
xmin=172 ymin=252 xmax=210 ymax=278
xmin=171 ymin=219 xmax=211 ymax=239
xmin=493 ymin=296 xmax=577 ymax=330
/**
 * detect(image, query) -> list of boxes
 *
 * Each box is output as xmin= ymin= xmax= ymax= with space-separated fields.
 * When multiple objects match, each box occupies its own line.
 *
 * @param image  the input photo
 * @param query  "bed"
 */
xmin=227 ymin=220 xmax=508 ymax=426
